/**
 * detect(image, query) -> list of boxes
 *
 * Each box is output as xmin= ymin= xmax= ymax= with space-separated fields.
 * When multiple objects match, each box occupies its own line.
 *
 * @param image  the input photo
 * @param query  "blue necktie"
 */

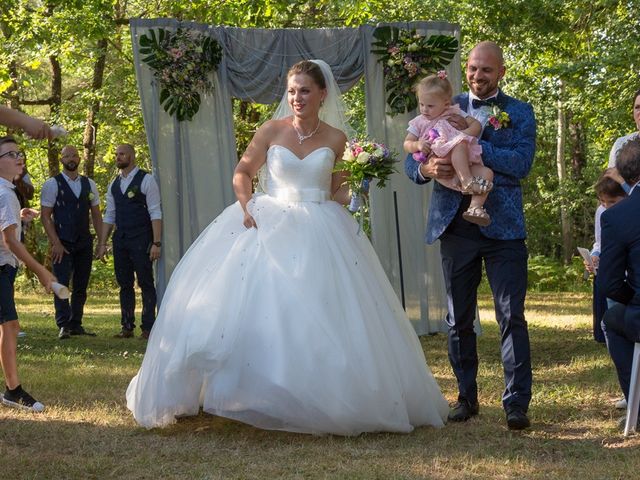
xmin=472 ymin=98 xmax=498 ymax=109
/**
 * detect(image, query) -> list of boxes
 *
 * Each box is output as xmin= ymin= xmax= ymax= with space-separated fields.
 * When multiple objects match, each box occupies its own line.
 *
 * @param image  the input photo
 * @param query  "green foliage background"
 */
xmin=2 ymin=0 xmax=638 ymax=291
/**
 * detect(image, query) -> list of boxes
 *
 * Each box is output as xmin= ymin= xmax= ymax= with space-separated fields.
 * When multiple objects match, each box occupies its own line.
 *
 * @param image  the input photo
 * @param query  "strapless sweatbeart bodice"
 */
xmin=263 ymin=145 xmax=334 ymax=202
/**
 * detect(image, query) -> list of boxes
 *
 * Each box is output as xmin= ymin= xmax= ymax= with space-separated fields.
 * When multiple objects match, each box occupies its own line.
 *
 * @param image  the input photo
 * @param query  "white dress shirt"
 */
xmin=103 ymin=166 xmax=162 ymax=225
xmin=466 ymin=91 xmax=500 ymax=129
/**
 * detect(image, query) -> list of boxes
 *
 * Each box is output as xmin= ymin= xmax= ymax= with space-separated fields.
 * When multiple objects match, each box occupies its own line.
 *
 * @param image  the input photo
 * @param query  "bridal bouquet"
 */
xmin=335 ymin=138 xmax=397 ymax=212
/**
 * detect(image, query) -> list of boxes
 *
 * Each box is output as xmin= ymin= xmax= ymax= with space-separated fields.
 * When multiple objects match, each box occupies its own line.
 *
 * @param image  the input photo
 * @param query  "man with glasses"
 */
xmin=41 ymin=145 xmax=103 ymax=339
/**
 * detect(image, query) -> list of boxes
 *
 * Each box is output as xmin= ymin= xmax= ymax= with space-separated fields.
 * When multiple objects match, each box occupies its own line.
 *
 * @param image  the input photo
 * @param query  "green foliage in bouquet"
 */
xmin=139 ymin=28 xmax=223 ymax=121
xmin=371 ymin=26 xmax=458 ymax=116
xmin=335 ymin=138 xmax=397 ymax=193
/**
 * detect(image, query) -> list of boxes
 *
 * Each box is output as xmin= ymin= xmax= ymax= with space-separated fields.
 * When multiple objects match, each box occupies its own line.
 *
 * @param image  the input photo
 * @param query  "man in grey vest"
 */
xmin=41 ymin=145 xmax=102 ymax=339
xmin=96 ymin=144 xmax=162 ymax=340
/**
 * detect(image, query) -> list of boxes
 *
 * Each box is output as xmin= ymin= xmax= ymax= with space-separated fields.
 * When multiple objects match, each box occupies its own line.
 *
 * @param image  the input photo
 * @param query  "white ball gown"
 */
xmin=126 ymin=144 xmax=449 ymax=434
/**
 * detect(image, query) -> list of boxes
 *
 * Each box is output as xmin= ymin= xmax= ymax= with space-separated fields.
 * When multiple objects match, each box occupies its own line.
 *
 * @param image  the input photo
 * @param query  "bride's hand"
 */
xmin=243 ymin=211 xmax=257 ymax=229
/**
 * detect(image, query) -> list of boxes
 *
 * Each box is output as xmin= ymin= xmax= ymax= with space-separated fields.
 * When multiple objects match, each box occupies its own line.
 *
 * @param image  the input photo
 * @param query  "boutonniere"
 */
xmin=127 ymin=185 xmax=139 ymax=199
xmin=88 ymin=192 xmax=95 ymax=201
xmin=488 ymin=105 xmax=510 ymax=130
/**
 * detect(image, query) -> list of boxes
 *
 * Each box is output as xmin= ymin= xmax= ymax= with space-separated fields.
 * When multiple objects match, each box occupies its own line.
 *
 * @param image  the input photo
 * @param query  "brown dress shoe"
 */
xmin=140 ymin=330 xmax=150 ymax=340
xmin=114 ymin=329 xmax=134 ymax=338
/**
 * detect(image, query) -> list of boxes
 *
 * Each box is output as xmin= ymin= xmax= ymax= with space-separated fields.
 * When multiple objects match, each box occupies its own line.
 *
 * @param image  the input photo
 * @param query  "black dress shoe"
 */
xmin=58 ymin=327 xmax=71 ymax=340
xmin=447 ymin=400 xmax=480 ymax=422
xmin=69 ymin=326 xmax=96 ymax=336
xmin=506 ymin=409 xmax=530 ymax=430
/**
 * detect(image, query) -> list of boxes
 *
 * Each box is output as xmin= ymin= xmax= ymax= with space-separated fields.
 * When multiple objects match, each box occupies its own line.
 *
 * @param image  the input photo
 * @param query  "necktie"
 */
xmin=472 ymin=97 xmax=498 ymax=109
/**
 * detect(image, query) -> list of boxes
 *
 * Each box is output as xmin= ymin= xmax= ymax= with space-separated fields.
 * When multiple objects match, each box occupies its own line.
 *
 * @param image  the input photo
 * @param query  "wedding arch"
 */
xmin=129 ymin=18 xmax=461 ymax=335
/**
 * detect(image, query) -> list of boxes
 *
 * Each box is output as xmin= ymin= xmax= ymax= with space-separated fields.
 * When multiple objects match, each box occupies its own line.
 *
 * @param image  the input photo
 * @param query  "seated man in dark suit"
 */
xmin=598 ymin=137 xmax=640 ymax=420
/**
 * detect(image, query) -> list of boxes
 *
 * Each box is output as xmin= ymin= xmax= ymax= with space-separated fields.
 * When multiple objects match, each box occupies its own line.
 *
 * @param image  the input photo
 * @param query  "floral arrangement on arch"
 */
xmin=371 ymin=26 xmax=458 ymax=116
xmin=335 ymin=138 xmax=397 ymax=213
xmin=139 ymin=28 xmax=223 ymax=122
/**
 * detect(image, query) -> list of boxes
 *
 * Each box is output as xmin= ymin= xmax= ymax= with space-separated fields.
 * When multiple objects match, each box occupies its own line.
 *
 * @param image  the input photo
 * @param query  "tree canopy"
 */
xmin=1 ymin=0 xmax=638 ymax=264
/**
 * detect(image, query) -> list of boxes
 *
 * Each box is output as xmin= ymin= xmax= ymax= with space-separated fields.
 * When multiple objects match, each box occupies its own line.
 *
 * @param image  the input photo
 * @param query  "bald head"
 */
xmin=60 ymin=145 xmax=80 ymax=172
xmin=466 ymin=41 xmax=506 ymax=99
xmin=115 ymin=144 xmax=136 ymax=171
xmin=470 ymin=41 xmax=504 ymax=66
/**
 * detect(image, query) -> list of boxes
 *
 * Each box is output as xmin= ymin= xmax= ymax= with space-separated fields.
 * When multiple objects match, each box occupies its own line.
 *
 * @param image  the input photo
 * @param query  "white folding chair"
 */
xmin=624 ymin=342 xmax=640 ymax=436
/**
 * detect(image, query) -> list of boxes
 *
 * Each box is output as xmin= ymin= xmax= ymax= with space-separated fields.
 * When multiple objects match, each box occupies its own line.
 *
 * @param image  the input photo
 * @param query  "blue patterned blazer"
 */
xmin=405 ymin=89 xmax=537 ymax=244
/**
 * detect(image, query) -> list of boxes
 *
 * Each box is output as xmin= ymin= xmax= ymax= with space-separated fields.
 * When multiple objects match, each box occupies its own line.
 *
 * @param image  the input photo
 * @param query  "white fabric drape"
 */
xmin=129 ymin=19 xmax=463 ymax=334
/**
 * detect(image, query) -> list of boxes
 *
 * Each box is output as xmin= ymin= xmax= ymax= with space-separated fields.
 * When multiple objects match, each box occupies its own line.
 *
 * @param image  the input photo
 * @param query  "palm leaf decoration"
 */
xmin=372 ymin=26 xmax=458 ymax=116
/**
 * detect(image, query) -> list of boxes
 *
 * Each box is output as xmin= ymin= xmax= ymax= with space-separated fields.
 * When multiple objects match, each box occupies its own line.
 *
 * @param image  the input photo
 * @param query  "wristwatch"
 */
xmin=152 ymin=241 xmax=162 ymax=247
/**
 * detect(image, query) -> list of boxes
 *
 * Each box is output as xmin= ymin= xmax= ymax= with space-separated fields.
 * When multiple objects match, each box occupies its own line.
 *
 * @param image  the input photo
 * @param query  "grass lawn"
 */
xmin=1 ymin=291 xmax=638 ymax=479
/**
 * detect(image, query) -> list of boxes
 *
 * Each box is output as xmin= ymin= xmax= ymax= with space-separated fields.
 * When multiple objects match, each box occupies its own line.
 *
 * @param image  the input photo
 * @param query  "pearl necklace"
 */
xmin=292 ymin=119 xmax=320 ymax=144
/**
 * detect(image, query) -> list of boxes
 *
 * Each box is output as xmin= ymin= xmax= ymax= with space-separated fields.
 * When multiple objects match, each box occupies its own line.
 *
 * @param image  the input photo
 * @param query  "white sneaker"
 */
xmin=615 ymin=398 xmax=628 ymax=410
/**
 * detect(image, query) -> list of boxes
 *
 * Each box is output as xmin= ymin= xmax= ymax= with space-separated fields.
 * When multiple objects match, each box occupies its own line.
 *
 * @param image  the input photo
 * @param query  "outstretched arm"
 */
xmin=3 ymin=224 xmax=55 ymax=291
xmin=0 ymin=106 xmax=53 ymax=140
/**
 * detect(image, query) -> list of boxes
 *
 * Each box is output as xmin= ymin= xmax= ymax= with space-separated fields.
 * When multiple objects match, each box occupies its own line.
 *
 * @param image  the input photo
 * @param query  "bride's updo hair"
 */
xmin=288 ymin=60 xmax=327 ymax=90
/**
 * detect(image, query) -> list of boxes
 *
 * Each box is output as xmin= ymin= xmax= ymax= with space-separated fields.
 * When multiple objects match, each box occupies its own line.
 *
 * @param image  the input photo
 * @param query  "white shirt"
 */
xmin=103 ymin=166 xmax=162 ymax=225
xmin=40 ymin=172 xmax=100 ymax=208
xmin=0 ymin=178 xmax=21 ymax=267
xmin=466 ymin=91 xmax=499 ymax=129
xmin=591 ymin=205 xmax=605 ymax=256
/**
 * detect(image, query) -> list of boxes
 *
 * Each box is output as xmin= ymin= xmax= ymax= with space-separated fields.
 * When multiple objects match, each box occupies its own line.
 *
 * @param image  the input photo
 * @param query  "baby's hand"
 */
xmin=417 ymin=139 xmax=432 ymax=154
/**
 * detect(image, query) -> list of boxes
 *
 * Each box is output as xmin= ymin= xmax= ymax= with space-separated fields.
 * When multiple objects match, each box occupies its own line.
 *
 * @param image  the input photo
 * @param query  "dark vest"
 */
xmin=52 ymin=174 xmax=92 ymax=244
xmin=112 ymin=169 xmax=152 ymax=240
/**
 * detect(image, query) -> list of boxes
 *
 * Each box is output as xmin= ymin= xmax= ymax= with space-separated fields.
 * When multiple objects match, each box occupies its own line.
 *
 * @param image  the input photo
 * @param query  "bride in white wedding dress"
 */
xmin=126 ymin=59 xmax=449 ymax=434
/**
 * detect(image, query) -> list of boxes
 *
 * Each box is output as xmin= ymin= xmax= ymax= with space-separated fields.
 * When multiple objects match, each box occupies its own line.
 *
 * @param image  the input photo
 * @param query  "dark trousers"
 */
xmin=52 ymin=239 xmax=93 ymax=329
xmin=439 ymin=212 xmax=532 ymax=412
xmin=602 ymin=303 xmax=636 ymax=401
xmin=592 ymin=276 xmax=608 ymax=343
xmin=113 ymin=235 xmax=156 ymax=332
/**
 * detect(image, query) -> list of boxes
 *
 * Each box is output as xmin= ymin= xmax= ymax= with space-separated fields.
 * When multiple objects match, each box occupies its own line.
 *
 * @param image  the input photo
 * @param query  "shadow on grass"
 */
xmin=2 ymin=406 xmax=639 ymax=480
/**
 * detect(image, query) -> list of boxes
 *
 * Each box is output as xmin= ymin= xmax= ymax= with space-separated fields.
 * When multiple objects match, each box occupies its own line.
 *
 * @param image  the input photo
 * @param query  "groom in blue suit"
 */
xmin=598 ymin=138 xmax=640 ymax=416
xmin=405 ymin=41 xmax=536 ymax=429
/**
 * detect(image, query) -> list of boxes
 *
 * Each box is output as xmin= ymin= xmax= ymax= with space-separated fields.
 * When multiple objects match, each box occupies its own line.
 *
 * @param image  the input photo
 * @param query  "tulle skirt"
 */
xmin=126 ymin=194 xmax=448 ymax=434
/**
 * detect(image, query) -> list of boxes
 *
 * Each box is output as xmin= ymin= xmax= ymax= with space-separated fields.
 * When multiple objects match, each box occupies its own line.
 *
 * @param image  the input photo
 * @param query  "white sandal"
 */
xmin=461 ymin=176 xmax=494 ymax=195
xmin=462 ymin=206 xmax=491 ymax=226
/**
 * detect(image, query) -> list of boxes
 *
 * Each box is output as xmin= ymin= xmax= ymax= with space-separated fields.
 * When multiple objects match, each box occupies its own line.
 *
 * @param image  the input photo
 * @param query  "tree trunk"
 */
xmin=568 ymin=113 xmax=587 ymax=177
xmin=556 ymin=80 xmax=572 ymax=264
xmin=47 ymin=54 xmax=62 ymax=177
xmin=83 ymin=38 xmax=108 ymax=178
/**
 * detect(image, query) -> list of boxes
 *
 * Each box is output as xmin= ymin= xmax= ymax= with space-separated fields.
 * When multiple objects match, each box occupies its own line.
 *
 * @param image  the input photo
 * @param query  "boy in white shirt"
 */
xmin=0 ymin=136 xmax=55 ymax=411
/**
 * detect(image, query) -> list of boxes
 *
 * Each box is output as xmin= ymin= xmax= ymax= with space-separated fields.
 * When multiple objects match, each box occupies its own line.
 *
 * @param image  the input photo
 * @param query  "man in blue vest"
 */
xmin=96 ymin=144 xmax=162 ymax=340
xmin=41 ymin=145 xmax=103 ymax=339
xmin=405 ymin=41 xmax=536 ymax=430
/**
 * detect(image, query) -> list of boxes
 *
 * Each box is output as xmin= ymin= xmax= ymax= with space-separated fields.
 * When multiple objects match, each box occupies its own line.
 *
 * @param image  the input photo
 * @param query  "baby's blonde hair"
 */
xmin=415 ymin=74 xmax=452 ymax=101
